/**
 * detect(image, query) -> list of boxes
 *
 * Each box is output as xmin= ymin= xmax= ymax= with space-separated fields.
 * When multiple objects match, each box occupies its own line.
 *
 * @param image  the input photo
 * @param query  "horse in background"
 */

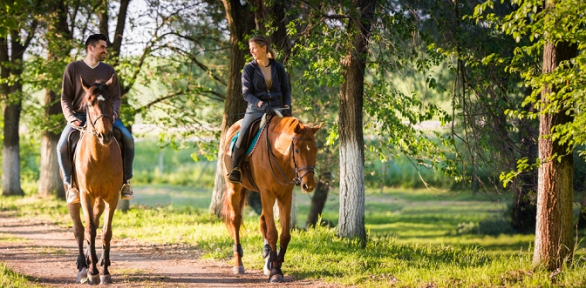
xmin=68 ymin=76 xmax=124 ymax=285
xmin=222 ymin=115 xmax=321 ymax=282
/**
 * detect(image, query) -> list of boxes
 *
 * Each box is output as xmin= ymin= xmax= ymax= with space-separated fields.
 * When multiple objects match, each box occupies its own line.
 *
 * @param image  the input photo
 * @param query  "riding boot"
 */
xmin=228 ymin=147 xmax=246 ymax=183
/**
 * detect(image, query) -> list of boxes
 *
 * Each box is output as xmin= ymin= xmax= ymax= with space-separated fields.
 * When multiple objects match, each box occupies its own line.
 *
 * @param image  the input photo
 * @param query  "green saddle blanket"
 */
xmin=230 ymin=128 xmax=263 ymax=156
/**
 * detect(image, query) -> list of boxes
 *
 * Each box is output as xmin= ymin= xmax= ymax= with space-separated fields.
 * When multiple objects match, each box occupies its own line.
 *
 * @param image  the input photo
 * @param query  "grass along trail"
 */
xmin=0 ymin=211 xmax=329 ymax=287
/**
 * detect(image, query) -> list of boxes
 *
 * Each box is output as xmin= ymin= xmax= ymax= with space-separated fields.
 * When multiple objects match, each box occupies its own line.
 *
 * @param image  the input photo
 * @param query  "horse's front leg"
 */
xmin=273 ymin=193 xmax=293 ymax=281
xmin=67 ymin=202 xmax=87 ymax=283
xmin=81 ymin=195 xmax=100 ymax=285
xmin=259 ymin=194 xmax=282 ymax=282
xmin=99 ymin=203 xmax=116 ymax=284
xmin=224 ymin=184 xmax=247 ymax=274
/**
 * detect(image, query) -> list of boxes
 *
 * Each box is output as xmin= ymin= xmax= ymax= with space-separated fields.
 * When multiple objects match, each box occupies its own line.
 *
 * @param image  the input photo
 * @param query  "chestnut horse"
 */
xmin=68 ymin=76 xmax=123 ymax=285
xmin=222 ymin=116 xmax=321 ymax=282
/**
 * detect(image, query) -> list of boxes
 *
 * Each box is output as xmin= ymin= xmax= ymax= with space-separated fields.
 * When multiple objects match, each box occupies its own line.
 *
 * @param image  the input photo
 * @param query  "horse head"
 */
xmin=291 ymin=122 xmax=322 ymax=193
xmin=80 ymin=76 xmax=115 ymax=145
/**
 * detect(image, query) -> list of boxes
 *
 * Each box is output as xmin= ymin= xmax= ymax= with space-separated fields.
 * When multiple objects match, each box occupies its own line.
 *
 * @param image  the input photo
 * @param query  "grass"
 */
xmin=1 ymin=186 xmax=585 ymax=287
xmin=0 ymin=263 xmax=42 ymax=288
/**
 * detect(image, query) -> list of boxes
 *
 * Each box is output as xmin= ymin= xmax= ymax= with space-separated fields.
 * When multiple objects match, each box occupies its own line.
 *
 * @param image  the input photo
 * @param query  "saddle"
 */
xmin=67 ymin=128 xmax=124 ymax=163
xmin=229 ymin=117 xmax=267 ymax=158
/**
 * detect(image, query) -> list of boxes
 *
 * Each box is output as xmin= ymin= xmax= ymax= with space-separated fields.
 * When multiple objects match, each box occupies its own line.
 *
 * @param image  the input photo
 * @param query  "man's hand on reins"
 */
xmin=70 ymin=119 xmax=82 ymax=127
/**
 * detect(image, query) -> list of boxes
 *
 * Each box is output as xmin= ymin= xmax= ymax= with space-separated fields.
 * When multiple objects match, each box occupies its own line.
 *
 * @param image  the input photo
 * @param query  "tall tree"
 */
xmin=38 ymin=0 xmax=71 ymax=198
xmin=337 ymin=0 xmax=376 ymax=242
xmin=0 ymin=4 xmax=38 ymax=196
xmin=209 ymin=0 xmax=255 ymax=216
xmin=533 ymin=17 xmax=577 ymax=270
xmin=473 ymin=0 xmax=585 ymax=270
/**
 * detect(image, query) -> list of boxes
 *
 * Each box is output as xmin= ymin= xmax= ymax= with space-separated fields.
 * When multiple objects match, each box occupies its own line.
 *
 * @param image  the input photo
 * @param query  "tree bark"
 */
xmin=210 ymin=0 xmax=255 ymax=216
xmin=1 ymin=31 xmax=27 ymax=196
xmin=38 ymin=0 xmax=70 ymax=198
xmin=337 ymin=0 xmax=375 ymax=243
xmin=533 ymin=22 xmax=577 ymax=269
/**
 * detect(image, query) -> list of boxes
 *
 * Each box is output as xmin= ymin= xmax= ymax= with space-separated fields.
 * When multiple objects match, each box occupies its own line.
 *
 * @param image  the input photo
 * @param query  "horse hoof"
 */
xmin=100 ymin=274 xmax=112 ymax=284
xmin=269 ymin=274 xmax=284 ymax=283
xmin=232 ymin=265 xmax=245 ymax=274
xmin=87 ymin=273 xmax=100 ymax=285
xmin=76 ymin=267 xmax=87 ymax=283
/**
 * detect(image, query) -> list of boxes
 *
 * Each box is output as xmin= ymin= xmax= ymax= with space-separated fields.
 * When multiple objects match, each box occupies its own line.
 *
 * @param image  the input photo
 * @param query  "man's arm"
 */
xmin=61 ymin=64 xmax=80 ymax=125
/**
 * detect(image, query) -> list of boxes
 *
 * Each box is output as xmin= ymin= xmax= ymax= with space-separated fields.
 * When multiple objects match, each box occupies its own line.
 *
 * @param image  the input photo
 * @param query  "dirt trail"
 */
xmin=0 ymin=212 xmax=330 ymax=287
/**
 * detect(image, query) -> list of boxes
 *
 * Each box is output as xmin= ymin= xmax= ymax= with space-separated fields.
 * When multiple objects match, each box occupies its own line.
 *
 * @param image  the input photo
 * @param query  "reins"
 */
xmin=72 ymin=102 xmax=112 ymax=136
xmin=264 ymin=119 xmax=315 ymax=186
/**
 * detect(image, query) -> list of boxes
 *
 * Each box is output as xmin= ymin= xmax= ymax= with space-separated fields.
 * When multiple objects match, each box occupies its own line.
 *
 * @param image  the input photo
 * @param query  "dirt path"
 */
xmin=0 ymin=212 xmax=331 ymax=287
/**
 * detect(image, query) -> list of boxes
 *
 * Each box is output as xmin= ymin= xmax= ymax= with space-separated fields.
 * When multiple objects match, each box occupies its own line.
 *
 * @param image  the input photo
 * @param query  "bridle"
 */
xmin=72 ymin=92 xmax=113 ymax=136
xmin=265 ymin=123 xmax=315 ymax=186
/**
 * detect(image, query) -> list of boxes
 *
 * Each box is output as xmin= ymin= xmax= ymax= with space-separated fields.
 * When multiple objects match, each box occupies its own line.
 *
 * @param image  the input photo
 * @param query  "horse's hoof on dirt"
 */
xmin=269 ymin=274 xmax=284 ymax=283
xmin=76 ymin=267 xmax=88 ymax=283
xmin=87 ymin=273 xmax=100 ymax=285
xmin=232 ymin=265 xmax=245 ymax=274
xmin=100 ymin=274 xmax=112 ymax=284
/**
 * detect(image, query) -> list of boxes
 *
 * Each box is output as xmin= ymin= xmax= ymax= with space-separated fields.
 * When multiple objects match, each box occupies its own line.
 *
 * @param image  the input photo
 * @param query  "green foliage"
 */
xmin=472 ymin=0 xmax=586 ymax=181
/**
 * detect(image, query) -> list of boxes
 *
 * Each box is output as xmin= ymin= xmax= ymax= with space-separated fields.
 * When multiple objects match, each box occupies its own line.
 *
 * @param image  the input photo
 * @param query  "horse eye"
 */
xmin=295 ymin=148 xmax=300 ymax=154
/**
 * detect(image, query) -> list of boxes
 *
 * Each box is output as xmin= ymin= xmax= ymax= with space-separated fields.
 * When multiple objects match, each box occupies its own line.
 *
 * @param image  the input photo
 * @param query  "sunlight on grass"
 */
xmin=0 ymin=233 xmax=30 ymax=243
xmin=0 ymin=262 xmax=41 ymax=288
xmin=2 ymin=187 xmax=586 ymax=287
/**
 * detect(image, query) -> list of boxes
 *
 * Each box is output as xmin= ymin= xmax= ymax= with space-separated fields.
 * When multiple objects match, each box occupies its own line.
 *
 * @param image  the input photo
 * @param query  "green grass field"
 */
xmin=1 ymin=185 xmax=585 ymax=287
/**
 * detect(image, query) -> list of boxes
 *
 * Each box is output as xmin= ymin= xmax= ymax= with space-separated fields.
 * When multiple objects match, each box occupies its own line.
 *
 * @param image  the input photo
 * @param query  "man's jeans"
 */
xmin=57 ymin=113 xmax=134 ymax=186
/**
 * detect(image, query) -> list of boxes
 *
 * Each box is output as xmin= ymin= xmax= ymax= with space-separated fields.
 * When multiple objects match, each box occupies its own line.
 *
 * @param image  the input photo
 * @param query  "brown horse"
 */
xmin=222 ymin=116 xmax=321 ymax=282
xmin=67 ymin=76 xmax=123 ymax=285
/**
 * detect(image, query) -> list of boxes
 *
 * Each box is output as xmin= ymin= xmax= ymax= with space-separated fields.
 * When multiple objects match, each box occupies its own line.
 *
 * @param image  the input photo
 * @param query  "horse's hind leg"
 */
xmin=223 ymin=184 xmax=247 ymax=274
xmin=68 ymin=203 xmax=87 ymax=283
xmin=99 ymin=204 xmax=115 ymax=284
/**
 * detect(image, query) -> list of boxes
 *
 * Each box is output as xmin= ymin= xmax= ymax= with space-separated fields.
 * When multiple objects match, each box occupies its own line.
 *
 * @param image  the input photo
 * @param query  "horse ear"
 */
xmin=310 ymin=123 xmax=323 ymax=135
xmin=294 ymin=123 xmax=301 ymax=134
xmin=105 ymin=75 xmax=115 ymax=88
xmin=80 ymin=76 xmax=89 ymax=93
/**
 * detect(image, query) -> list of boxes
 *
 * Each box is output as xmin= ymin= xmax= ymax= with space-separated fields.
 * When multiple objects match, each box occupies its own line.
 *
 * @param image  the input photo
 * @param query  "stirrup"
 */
xmin=228 ymin=167 xmax=242 ymax=184
xmin=120 ymin=182 xmax=134 ymax=200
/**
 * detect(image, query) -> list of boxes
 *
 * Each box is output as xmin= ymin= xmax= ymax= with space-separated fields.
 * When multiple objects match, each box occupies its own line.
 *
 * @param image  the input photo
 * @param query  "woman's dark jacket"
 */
xmin=242 ymin=59 xmax=291 ymax=109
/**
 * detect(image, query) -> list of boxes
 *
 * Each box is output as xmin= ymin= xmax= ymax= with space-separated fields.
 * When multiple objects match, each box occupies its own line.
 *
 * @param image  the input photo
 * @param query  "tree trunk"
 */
xmin=307 ymin=172 xmax=332 ymax=228
xmin=210 ymin=0 xmax=255 ymax=217
xmin=1 ymin=32 xmax=26 ymax=196
xmin=337 ymin=0 xmax=375 ymax=243
xmin=38 ymin=0 xmax=70 ymax=198
xmin=532 ymin=29 xmax=577 ymax=269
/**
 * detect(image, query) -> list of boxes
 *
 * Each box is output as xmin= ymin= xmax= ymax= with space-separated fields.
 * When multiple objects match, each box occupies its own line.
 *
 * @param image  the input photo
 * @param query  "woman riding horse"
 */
xmin=228 ymin=36 xmax=291 ymax=183
xmin=223 ymin=116 xmax=321 ymax=282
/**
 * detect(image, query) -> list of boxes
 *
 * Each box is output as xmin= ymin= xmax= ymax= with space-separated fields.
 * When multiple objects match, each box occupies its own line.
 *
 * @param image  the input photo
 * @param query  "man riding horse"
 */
xmin=57 ymin=33 xmax=135 ymax=204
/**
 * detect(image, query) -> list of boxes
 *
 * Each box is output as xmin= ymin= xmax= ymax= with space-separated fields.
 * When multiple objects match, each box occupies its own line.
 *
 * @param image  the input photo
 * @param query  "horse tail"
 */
xmin=221 ymin=184 xmax=248 ymax=237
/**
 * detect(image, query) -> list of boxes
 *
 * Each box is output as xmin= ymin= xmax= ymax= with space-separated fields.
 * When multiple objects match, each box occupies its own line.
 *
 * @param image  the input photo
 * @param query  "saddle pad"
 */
xmin=230 ymin=128 xmax=263 ymax=156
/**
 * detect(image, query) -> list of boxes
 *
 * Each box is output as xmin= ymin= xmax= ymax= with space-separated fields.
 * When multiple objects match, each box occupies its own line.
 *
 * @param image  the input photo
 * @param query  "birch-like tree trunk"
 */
xmin=337 ymin=0 xmax=376 ymax=242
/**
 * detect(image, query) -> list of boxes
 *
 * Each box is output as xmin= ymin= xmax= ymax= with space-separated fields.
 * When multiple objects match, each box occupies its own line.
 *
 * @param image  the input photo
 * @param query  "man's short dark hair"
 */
xmin=85 ymin=34 xmax=108 ymax=53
